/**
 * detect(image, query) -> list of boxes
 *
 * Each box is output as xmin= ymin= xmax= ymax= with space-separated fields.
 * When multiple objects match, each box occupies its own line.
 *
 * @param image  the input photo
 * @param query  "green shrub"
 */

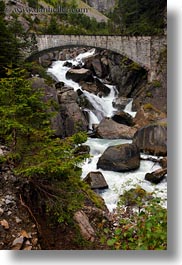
xmin=105 ymin=187 xmax=167 ymax=250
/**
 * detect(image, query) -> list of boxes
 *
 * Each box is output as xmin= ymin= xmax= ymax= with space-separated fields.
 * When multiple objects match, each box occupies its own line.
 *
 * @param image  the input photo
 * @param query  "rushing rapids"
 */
xmin=48 ymin=49 xmax=167 ymax=211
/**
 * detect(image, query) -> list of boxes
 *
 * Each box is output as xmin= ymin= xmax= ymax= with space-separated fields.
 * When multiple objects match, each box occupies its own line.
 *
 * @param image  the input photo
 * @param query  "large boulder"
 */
xmin=80 ymin=78 xmax=110 ymax=97
xmin=83 ymin=51 xmax=110 ymax=78
xmin=112 ymin=111 xmax=134 ymax=126
xmin=60 ymin=102 xmax=88 ymax=137
xmin=97 ymin=143 xmax=140 ymax=172
xmin=66 ymin=68 xmax=93 ymax=82
xmin=74 ymin=211 xmax=95 ymax=242
xmin=133 ymin=124 xmax=167 ymax=156
xmin=58 ymin=87 xmax=88 ymax=136
xmin=84 ymin=172 xmax=108 ymax=190
xmin=95 ymin=118 xmax=137 ymax=139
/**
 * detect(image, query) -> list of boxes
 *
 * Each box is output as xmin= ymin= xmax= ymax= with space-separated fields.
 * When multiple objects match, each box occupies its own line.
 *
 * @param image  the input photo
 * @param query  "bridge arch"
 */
xmin=28 ymin=35 xmax=166 ymax=82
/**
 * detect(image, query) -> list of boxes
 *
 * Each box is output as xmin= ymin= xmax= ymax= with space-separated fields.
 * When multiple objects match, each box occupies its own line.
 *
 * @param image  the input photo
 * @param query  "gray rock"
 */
xmin=97 ymin=143 xmax=140 ymax=172
xmin=112 ymin=111 xmax=134 ymax=126
xmin=133 ymin=124 xmax=167 ymax=156
xmin=84 ymin=172 xmax=108 ymax=190
xmin=66 ymin=68 xmax=93 ymax=82
xmin=74 ymin=211 xmax=95 ymax=242
xmin=95 ymin=118 xmax=137 ymax=139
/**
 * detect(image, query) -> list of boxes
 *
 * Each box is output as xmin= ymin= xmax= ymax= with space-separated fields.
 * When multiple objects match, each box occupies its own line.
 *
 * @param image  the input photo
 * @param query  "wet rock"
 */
xmin=145 ymin=168 xmax=167 ymax=184
xmin=112 ymin=111 xmax=134 ymax=126
xmin=95 ymin=118 xmax=137 ymax=139
xmin=97 ymin=143 xmax=140 ymax=172
xmin=112 ymin=97 xmax=131 ymax=111
xmin=84 ymin=172 xmax=108 ymax=190
xmin=133 ymin=124 xmax=167 ymax=156
xmin=66 ymin=68 xmax=93 ymax=82
xmin=63 ymin=61 xmax=73 ymax=67
xmin=55 ymin=82 xmax=65 ymax=89
xmin=160 ymin=157 xmax=167 ymax=168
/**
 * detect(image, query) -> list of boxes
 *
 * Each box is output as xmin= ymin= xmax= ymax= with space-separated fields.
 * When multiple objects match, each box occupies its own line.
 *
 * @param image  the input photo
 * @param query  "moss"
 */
xmin=146 ymin=92 xmax=153 ymax=98
xmin=143 ymin=103 xmax=162 ymax=114
xmin=119 ymin=185 xmax=153 ymax=207
xmin=151 ymin=80 xmax=161 ymax=88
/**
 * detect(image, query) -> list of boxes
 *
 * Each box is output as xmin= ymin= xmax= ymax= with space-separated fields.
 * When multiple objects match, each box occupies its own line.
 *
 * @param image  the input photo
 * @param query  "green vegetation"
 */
xmin=108 ymin=0 xmax=166 ymax=35
xmin=0 ymin=68 xmax=90 ymax=224
xmin=103 ymin=186 xmax=167 ymax=250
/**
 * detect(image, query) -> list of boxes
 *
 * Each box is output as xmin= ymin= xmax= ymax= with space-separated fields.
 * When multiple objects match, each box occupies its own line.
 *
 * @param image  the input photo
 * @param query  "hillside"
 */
xmin=4 ymin=0 xmax=110 ymax=34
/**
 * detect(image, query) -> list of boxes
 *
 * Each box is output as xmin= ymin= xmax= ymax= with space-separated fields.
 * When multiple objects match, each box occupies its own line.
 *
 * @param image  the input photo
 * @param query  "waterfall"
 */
xmin=124 ymin=99 xmax=137 ymax=117
xmin=48 ymin=49 xmax=167 ymax=212
xmin=48 ymin=49 xmax=117 ymax=127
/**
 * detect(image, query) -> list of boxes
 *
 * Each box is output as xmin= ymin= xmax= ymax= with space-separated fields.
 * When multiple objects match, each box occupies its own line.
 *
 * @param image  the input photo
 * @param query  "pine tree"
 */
xmin=0 ymin=68 xmax=52 ymax=153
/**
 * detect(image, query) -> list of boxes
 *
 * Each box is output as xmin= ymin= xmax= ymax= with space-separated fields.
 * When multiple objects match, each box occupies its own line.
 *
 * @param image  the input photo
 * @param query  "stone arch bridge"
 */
xmin=30 ymin=35 xmax=166 ymax=82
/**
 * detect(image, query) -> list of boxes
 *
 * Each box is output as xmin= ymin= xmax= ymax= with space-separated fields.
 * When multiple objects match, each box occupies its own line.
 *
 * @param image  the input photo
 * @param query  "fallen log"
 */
xmin=145 ymin=168 xmax=167 ymax=184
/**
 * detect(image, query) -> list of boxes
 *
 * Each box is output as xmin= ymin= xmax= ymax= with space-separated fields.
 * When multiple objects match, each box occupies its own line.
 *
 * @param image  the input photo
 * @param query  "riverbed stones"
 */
xmin=97 ymin=143 xmax=140 ymax=172
xmin=95 ymin=118 xmax=137 ymax=139
xmin=84 ymin=172 xmax=108 ymax=190
xmin=133 ymin=124 xmax=167 ymax=156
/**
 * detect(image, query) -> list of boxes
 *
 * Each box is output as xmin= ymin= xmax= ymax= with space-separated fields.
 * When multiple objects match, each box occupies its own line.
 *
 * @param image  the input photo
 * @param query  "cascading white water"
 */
xmin=80 ymin=138 xmax=167 ymax=212
xmin=124 ymin=99 xmax=137 ymax=117
xmin=48 ymin=49 xmax=167 ymax=212
xmin=48 ymin=49 xmax=117 ymax=127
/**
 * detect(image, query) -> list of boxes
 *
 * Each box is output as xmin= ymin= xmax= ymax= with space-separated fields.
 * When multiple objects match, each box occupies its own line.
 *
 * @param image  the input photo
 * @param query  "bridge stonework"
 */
xmin=35 ymin=35 xmax=166 ymax=82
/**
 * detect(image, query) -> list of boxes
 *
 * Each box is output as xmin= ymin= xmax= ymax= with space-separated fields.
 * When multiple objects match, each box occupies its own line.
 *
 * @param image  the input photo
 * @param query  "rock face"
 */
xmin=133 ymin=124 xmax=167 ymax=156
xmin=109 ymin=63 xmax=147 ymax=98
xmin=95 ymin=118 xmax=137 ymax=139
xmin=133 ymin=104 xmax=167 ymax=129
xmin=97 ymin=143 xmax=140 ymax=172
xmin=84 ymin=172 xmax=108 ymax=190
xmin=87 ymin=0 xmax=116 ymax=12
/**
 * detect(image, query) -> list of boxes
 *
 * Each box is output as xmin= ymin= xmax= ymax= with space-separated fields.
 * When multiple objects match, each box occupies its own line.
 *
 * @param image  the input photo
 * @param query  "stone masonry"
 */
xmin=30 ymin=35 xmax=166 ymax=82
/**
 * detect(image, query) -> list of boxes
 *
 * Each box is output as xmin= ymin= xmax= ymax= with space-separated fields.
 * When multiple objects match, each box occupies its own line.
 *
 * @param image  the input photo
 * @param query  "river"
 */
xmin=48 ymin=49 xmax=167 ymax=212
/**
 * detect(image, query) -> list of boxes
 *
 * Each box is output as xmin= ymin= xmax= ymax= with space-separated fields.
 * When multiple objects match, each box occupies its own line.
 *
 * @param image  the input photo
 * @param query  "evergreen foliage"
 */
xmin=109 ymin=0 xmax=166 ymax=35
xmin=0 ymin=68 xmax=89 ymax=223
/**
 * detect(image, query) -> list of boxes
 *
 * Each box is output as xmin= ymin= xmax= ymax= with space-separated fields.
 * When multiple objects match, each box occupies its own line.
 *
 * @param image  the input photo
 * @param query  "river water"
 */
xmin=48 ymin=49 xmax=167 ymax=211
